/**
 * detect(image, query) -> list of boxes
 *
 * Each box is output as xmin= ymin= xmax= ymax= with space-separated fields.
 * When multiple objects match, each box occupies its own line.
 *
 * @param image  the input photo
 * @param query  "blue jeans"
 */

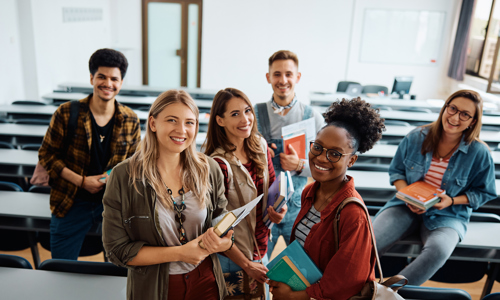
xmin=267 ymin=175 xmax=307 ymax=257
xmin=373 ymin=205 xmax=459 ymax=285
xmin=50 ymin=199 xmax=103 ymax=260
xmin=217 ymin=254 xmax=269 ymax=299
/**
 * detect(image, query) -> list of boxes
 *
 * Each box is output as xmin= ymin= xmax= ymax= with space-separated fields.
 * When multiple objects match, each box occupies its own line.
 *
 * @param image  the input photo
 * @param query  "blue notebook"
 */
xmin=266 ymin=240 xmax=323 ymax=286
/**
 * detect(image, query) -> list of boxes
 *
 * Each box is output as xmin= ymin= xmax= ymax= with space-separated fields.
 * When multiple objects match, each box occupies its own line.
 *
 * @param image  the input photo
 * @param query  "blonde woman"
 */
xmin=204 ymin=88 xmax=286 ymax=299
xmin=103 ymin=90 xmax=232 ymax=300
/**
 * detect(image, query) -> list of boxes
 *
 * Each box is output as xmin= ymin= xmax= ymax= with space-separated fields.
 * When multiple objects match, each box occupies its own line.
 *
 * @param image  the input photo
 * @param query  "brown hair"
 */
xmin=268 ymin=50 xmax=299 ymax=68
xmin=203 ymin=88 xmax=266 ymax=178
xmin=128 ymin=90 xmax=210 ymax=209
xmin=421 ymin=89 xmax=484 ymax=156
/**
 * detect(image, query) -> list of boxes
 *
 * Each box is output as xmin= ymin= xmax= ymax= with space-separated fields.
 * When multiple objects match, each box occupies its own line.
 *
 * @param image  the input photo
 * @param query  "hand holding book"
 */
xmin=199 ymin=227 xmax=234 ymax=254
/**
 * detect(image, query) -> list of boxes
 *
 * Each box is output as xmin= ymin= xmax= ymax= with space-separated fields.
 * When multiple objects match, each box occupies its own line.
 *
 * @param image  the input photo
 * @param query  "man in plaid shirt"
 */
xmin=38 ymin=49 xmax=141 ymax=259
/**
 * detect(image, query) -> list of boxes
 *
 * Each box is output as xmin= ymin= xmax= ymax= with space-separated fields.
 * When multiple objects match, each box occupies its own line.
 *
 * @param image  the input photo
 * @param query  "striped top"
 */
xmin=214 ymin=148 xmax=276 ymax=259
xmin=294 ymin=205 xmax=321 ymax=247
xmin=424 ymin=157 xmax=449 ymax=188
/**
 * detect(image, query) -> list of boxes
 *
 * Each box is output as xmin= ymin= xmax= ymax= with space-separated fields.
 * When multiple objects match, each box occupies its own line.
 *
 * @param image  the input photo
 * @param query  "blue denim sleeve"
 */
xmin=388 ymin=134 xmax=410 ymax=185
xmin=464 ymin=143 xmax=497 ymax=210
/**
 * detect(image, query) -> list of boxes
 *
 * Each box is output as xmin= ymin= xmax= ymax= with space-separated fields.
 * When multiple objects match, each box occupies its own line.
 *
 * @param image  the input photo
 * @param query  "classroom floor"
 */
xmin=2 ymin=236 xmax=499 ymax=300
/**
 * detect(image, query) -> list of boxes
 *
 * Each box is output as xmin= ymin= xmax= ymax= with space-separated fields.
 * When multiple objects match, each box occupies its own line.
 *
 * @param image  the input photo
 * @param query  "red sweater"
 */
xmin=291 ymin=177 xmax=376 ymax=300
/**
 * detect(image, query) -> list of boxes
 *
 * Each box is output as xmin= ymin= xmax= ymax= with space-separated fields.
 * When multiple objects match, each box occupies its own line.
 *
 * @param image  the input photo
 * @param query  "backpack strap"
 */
xmin=256 ymin=103 xmax=271 ymax=141
xmin=63 ymin=100 xmax=80 ymax=153
xmin=332 ymin=197 xmax=385 ymax=283
xmin=303 ymin=104 xmax=313 ymax=120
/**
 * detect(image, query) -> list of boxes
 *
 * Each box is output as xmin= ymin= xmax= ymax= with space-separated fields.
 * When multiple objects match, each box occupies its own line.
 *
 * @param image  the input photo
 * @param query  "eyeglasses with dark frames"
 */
xmin=309 ymin=141 xmax=353 ymax=163
xmin=445 ymin=104 xmax=474 ymax=121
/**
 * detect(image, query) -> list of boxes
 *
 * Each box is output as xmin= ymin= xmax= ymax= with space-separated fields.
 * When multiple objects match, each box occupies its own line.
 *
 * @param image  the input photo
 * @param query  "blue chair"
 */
xmin=398 ymin=285 xmax=471 ymax=300
xmin=20 ymin=144 xmax=41 ymax=151
xmin=38 ymin=259 xmax=127 ymax=277
xmin=483 ymin=293 xmax=500 ymax=300
xmin=0 ymin=181 xmax=24 ymax=192
xmin=0 ymin=254 xmax=33 ymax=269
xmin=28 ymin=185 xmax=51 ymax=194
xmin=11 ymin=100 xmax=47 ymax=106
xmin=0 ymin=141 xmax=15 ymax=149
xmin=15 ymin=119 xmax=51 ymax=125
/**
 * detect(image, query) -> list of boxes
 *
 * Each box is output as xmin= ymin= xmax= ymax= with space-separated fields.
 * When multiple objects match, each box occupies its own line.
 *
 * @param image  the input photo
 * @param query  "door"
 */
xmin=142 ymin=0 xmax=202 ymax=88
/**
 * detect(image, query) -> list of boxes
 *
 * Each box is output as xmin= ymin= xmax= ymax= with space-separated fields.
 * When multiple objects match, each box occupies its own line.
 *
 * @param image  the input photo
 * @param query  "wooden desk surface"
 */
xmin=0 ymin=267 xmax=126 ymax=300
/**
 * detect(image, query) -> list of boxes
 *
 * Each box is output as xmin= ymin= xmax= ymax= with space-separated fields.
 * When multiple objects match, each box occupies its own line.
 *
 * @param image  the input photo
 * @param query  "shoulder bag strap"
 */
xmin=232 ymin=174 xmax=263 ymax=263
xmin=333 ymin=197 xmax=384 ymax=283
xmin=256 ymin=103 xmax=271 ymax=142
xmin=62 ymin=100 xmax=80 ymax=155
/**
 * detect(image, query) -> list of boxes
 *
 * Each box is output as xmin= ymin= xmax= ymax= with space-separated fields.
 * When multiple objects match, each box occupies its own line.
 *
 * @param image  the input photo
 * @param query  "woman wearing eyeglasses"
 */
xmin=372 ymin=89 xmax=496 ymax=285
xmin=203 ymin=88 xmax=286 ymax=299
xmin=269 ymin=98 xmax=385 ymax=300
xmin=102 ymin=90 xmax=233 ymax=300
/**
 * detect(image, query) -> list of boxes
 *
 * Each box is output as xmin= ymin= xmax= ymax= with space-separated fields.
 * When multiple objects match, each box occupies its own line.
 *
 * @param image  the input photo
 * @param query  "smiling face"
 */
xmin=441 ymin=96 xmax=477 ymax=138
xmin=266 ymin=59 xmax=301 ymax=105
xmin=215 ymin=97 xmax=254 ymax=145
xmin=90 ymin=66 xmax=123 ymax=102
xmin=149 ymin=102 xmax=197 ymax=156
xmin=309 ymin=126 xmax=358 ymax=184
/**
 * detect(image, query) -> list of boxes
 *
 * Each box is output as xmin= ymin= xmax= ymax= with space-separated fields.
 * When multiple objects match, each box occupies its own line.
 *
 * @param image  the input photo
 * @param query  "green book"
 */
xmin=266 ymin=256 xmax=310 ymax=291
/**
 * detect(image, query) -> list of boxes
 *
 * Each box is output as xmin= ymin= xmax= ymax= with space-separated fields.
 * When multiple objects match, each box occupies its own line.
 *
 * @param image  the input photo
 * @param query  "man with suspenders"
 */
xmin=255 ymin=50 xmax=324 ymax=257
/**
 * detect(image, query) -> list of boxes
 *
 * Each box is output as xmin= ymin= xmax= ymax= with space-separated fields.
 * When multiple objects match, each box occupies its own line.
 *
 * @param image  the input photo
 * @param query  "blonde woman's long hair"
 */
xmin=128 ymin=89 xmax=210 ymax=209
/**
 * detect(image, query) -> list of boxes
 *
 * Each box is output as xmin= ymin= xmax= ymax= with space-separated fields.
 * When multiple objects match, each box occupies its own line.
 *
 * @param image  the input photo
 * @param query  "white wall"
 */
xmin=0 ymin=0 xmax=462 ymax=105
xmin=201 ymin=0 xmax=354 ymax=104
xmin=0 ymin=0 xmax=25 ymax=103
xmin=347 ymin=0 xmax=460 ymax=101
xmin=201 ymin=0 xmax=461 ymax=103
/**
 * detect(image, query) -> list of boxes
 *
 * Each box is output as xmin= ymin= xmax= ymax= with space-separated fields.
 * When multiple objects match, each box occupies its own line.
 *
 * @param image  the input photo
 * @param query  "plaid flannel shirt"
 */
xmin=39 ymin=95 xmax=141 ymax=217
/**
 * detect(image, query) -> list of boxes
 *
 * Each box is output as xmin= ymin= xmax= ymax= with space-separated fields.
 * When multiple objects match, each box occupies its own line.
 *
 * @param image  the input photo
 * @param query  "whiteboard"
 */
xmin=359 ymin=9 xmax=446 ymax=65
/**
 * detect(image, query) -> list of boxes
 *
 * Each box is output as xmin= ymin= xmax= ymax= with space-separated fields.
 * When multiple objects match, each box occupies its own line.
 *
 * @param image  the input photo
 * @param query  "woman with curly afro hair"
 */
xmin=373 ymin=90 xmax=496 ymax=286
xmin=268 ymin=98 xmax=385 ymax=300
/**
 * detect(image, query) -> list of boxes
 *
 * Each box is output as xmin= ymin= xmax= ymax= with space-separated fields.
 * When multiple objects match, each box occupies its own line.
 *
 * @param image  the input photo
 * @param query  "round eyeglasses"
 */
xmin=309 ymin=141 xmax=353 ymax=163
xmin=445 ymin=104 xmax=473 ymax=121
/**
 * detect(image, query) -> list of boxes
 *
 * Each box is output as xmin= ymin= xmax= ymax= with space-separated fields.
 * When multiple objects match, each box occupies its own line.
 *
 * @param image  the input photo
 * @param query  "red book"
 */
xmin=284 ymin=133 xmax=306 ymax=160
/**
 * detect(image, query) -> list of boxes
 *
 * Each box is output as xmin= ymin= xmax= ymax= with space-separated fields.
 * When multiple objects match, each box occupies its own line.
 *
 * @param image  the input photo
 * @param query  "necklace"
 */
xmin=437 ymin=139 xmax=460 ymax=162
xmin=100 ymin=134 xmax=105 ymax=143
xmin=161 ymin=179 xmax=187 ymax=244
xmin=314 ymin=181 xmax=345 ymax=213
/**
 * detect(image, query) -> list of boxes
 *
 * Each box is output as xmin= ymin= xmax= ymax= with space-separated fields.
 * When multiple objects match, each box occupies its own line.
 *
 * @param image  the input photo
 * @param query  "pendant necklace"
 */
xmin=437 ymin=140 xmax=460 ymax=162
xmin=100 ymin=135 xmax=105 ymax=143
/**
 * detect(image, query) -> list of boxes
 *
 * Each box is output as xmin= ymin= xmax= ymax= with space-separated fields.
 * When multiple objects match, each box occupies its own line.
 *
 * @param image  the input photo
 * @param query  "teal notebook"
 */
xmin=266 ymin=256 xmax=309 ymax=291
xmin=266 ymin=240 xmax=322 ymax=289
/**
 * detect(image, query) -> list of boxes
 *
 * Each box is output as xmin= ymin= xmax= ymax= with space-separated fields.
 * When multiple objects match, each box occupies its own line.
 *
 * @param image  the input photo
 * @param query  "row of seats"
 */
xmin=1 ymin=253 xmax=496 ymax=299
xmin=337 ymin=80 xmax=389 ymax=95
xmin=0 ymin=181 xmax=104 ymax=268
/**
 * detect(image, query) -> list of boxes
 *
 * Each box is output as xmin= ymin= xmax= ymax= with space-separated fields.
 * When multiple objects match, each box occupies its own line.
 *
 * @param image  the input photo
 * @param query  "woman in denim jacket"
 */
xmin=373 ymin=90 xmax=497 ymax=285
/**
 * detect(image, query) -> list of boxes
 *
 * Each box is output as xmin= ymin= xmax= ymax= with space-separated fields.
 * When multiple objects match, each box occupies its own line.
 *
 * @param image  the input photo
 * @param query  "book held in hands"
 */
xmin=263 ymin=171 xmax=294 ymax=228
xmin=199 ymin=194 xmax=263 ymax=249
xmin=266 ymin=240 xmax=322 ymax=291
xmin=396 ymin=181 xmax=444 ymax=210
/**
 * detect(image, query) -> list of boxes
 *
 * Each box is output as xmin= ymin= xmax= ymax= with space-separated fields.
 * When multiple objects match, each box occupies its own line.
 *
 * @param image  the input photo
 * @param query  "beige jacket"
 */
xmin=210 ymin=137 xmax=269 ymax=260
xmin=102 ymin=156 xmax=228 ymax=300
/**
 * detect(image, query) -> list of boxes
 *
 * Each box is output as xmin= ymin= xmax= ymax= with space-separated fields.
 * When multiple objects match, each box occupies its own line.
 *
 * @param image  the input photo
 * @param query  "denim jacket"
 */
xmin=379 ymin=127 xmax=496 ymax=240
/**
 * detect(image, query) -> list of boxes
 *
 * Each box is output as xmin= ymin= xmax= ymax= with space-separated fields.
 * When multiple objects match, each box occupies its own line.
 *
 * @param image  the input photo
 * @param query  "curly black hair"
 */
xmin=321 ymin=97 xmax=385 ymax=154
xmin=89 ymin=48 xmax=128 ymax=79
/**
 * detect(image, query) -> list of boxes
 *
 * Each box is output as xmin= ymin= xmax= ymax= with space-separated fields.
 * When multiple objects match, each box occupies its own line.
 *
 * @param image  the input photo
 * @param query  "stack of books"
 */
xmin=396 ymin=181 xmax=444 ymax=210
xmin=266 ymin=240 xmax=322 ymax=291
